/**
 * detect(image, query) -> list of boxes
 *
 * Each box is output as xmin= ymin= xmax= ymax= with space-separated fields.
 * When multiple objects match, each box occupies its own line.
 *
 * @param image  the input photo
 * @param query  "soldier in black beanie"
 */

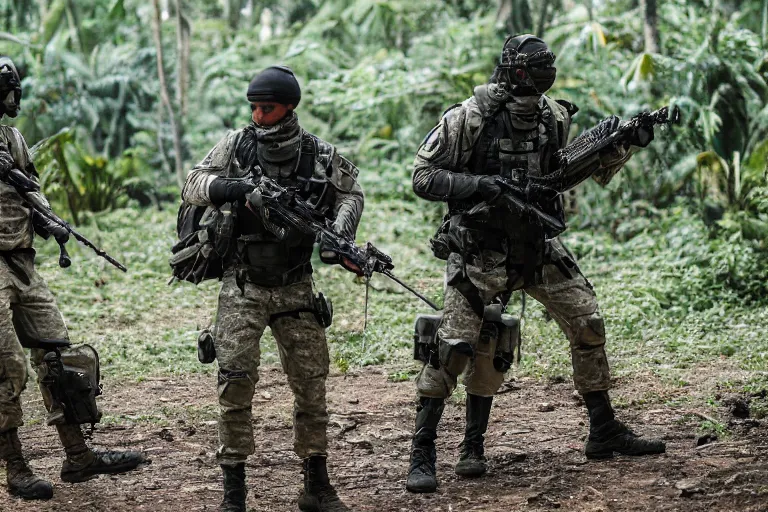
xmin=182 ymin=65 xmax=363 ymax=512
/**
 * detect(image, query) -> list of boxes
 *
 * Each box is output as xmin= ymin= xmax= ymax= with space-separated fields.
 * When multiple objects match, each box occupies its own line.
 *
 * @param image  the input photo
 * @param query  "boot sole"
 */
xmin=406 ymin=482 xmax=437 ymax=493
xmin=9 ymin=485 xmax=54 ymax=500
xmin=455 ymin=467 xmax=487 ymax=478
xmin=61 ymin=460 xmax=144 ymax=483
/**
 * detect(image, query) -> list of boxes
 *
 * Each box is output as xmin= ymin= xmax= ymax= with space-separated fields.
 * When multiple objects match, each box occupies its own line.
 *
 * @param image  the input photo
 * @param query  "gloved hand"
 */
xmin=476 ymin=175 xmax=502 ymax=203
xmin=208 ymin=177 xmax=256 ymax=206
xmin=624 ymin=125 xmax=654 ymax=148
xmin=319 ymin=234 xmax=364 ymax=276
xmin=319 ymin=234 xmax=340 ymax=264
xmin=32 ymin=211 xmax=69 ymax=243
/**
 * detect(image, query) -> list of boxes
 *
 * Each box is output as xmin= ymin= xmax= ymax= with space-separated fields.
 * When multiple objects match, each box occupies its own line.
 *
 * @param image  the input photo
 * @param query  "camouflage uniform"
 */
xmin=0 ymin=125 xmax=69 ymax=433
xmin=182 ymin=119 xmax=364 ymax=465
xmin=412 ymin=85 xmax=628 ymax=398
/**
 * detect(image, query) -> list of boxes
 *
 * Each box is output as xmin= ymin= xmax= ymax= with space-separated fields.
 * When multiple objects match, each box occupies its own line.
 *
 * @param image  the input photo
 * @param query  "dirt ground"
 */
xmin=2 ymin=364 xmax=767 ymax=512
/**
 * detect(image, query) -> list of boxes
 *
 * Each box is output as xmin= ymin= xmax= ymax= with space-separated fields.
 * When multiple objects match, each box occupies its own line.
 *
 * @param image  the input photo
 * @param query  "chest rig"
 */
xmin=455 ymin=100 xmax=566 ymax=285
xmin=233 ymin=133 xmax=335 ymax=287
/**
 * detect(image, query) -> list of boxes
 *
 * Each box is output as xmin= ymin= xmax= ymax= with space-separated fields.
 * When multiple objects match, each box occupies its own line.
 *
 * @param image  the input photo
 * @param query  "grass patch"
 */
xmin=33 ymin=195 xmax=768 ymax=396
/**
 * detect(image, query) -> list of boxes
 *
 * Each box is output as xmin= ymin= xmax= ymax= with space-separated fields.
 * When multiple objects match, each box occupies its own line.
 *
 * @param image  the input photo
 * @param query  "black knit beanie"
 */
xmin=246 ymin=66 xmax=301 ymax=106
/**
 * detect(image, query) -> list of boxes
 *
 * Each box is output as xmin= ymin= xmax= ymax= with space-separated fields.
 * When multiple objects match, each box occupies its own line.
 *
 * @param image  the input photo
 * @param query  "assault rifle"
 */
xmin=245 ymin=175 xmax=439 ymax=314
xmin=1 ymin=167 xmax=127 ymax=272
xmin=492 ymin=105 xmax=681 ymax=233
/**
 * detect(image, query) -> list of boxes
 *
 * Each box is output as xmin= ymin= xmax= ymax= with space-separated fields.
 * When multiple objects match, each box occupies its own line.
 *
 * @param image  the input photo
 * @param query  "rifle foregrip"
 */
xmin=57 ymin=242 xmax=72 ymax=269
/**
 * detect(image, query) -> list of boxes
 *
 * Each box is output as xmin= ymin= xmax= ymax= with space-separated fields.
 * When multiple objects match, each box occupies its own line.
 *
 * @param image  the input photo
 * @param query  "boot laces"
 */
xmin=409 ymin=446 xmax=435 ymax=474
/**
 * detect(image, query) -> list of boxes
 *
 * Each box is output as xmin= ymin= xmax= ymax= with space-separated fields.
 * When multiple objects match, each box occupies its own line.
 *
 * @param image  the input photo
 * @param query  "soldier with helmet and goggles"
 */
xmin=406 ymin=35 xmax=663 ymax=493
xmin=0 ymin=56 xmax=146 ymax=502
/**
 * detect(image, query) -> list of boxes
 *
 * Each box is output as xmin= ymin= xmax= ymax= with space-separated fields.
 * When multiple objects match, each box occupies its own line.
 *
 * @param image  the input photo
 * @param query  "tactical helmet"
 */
xmin=497 ymin=34 xmax=556 ymax=95
xmin=0 ymin=56 xmax=21 ymax=118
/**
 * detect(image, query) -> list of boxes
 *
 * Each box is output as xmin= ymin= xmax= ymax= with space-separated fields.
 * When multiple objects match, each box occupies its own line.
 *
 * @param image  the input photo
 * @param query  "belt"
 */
xmin=235 ymin=262 xmax=312 ymax=289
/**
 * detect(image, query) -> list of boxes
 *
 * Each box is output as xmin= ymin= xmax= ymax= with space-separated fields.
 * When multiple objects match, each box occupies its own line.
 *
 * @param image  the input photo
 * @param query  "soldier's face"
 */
xmin=250 ymin=102 xmax=293 ymax=127
xmin=2 ymin=90 xmax=19 ymax=118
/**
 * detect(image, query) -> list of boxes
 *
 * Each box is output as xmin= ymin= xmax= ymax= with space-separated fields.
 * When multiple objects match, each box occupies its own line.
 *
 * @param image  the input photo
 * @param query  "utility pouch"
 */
xmin=439 ymin=338 xmax=474 ymax=372
xmin=313 ymin=292 xmax=333 ymax=328
xmin=413 ymin=314 xmax=442 ymax=367
xmin=197 ymin=328 xmax=216 ymax=364
xmin=495 ymin=314 xmax=520 ymax=373
xmin=41 ymin=345 xmax=102 ymax=426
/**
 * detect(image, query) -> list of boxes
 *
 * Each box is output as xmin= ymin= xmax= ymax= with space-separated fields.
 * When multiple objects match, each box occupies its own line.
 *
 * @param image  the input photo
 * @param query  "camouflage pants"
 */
xmin=0 ymin=251 xmax=68 ymax=433
xmin=214 ymin=272 xmax=329 ymax=465
xmin=416 ymin=239 xmax=609 ymax=398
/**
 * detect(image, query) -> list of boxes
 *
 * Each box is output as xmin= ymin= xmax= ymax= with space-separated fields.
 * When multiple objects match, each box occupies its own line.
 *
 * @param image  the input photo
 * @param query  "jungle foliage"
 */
xmin=0 ymin=1 xmax=766 ymax=303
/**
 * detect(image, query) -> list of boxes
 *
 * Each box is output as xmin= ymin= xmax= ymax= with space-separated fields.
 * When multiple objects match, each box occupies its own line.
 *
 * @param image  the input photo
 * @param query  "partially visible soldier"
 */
xmin=0 ymin=56 xmax=145 ymax=501
xmin=405 ymin=35 xmax=665 ymax=493
xmin=182 ymin=66 xmax=363 ymax=512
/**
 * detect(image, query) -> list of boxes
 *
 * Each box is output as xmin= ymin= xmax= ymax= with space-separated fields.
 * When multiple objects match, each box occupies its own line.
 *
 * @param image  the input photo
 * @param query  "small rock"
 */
xmin=538 ymin=402 xmax=555 ymax=412
xmin=261 ymin=391 xmax=272 ymax=400
xmin=675 ymin=478 xmax=703 ymax=497
xmin=158 ymin=428 xmax=174 ymax=442
xmin=696 ymin=433 xmax=717 ymax=446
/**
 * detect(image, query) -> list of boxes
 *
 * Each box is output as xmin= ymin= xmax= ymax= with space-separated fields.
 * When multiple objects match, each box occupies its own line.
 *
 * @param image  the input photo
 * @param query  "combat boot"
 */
xmin=455 ymin=393 xmax=493 ymax=477
xmin=56 ymin=424 xmax=146 ymax=483
xmin=0 ymin=428 xmax=53 ymax=500
xmin=297 ymin=455 xmax=349 ymax=512
xmin=583 ymin=391 xmax=666 ymax=459
xmin=219 ymin=463 xmax=246 ymax=512
xmin=406 ymin=397 xmax=445 ymax=493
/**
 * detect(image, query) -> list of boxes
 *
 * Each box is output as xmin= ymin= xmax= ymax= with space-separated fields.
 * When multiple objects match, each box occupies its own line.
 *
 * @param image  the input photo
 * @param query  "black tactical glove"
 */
xmin=624 ymin=125 xmax=654 ymax=148
xmin=319 ymin=234 xmax=340 ymax=264
xmin=32 ymin=211 xmax=69 ymax=244
xmin=208 ymin=177 xmax=256 ymax=206
xmin=476 ymin=176 xmax=502 ymax=203
xmin=319 ymin=234 xmax=364 ymax=276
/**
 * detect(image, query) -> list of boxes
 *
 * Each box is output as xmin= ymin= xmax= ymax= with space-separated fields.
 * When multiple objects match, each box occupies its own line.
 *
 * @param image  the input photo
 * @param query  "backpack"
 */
xmin=169 ymin=201 xmax=236 ymax=284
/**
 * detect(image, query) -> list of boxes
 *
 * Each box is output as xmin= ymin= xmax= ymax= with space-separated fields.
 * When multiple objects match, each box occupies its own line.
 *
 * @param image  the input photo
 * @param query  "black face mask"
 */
xmin=498 ymin=35 xmax=557 ymax=96
xmin=0 ymin=57 xmax=22 ymax=118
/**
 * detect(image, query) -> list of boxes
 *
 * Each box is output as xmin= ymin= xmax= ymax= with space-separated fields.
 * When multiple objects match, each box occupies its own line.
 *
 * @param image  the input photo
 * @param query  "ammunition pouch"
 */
xmin=413 ymin=314 xmax=442 ymax=368
xmin=481 ymin=304 xmax=520 ymax=373
xmin=197 ymin=328 xmax=216 ymax=364
xmin=40 ymin=344 xmax=102 ymax=426
xmin=439 ymin=338 xmax=474 ymax=371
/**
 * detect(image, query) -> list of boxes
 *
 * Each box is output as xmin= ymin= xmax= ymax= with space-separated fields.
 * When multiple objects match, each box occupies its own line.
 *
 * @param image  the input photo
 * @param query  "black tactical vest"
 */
xmin=451 ymin=100 xmax=566 ymax=267
xmin=233 ymin=133 xmax=336 ymax=285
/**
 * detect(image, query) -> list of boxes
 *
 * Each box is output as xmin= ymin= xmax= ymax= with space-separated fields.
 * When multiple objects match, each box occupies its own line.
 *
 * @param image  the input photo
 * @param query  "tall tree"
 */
xmin=151 ymin=0 xmax=185 ymax=187
xmin=641 ymin=0 xmax=660 ymax=53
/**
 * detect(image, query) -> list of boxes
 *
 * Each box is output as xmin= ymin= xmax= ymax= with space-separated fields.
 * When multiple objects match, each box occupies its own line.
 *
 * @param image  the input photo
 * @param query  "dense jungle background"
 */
xmin=1 ymin=0 xmax=767 ymax=510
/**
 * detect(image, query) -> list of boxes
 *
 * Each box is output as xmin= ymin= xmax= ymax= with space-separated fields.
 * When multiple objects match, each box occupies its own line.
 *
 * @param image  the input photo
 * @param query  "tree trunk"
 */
xmin=151 ymin=0 xmax=185 ymax=188
xmin=175 ymin=0 xmax=190 ymax=119
xmin=640 ymin=0 xmax=659 ymax=53
xmin=536 ymin=0 xmax=552 ymax=37
xmin=497 ymin=0 xmax=533 ymax=35
xmin=227 ymin=0 xmax=244 ymax=30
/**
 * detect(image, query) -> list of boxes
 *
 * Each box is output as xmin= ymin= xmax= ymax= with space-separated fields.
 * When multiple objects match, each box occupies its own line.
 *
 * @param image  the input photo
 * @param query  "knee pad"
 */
xmin=41 ymin=344 xmax=102 ymax=426
xmin=217 ymin=368 xmax=254 ymax=408
xmin=574 ymin=312 xmax=606 ymax=348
